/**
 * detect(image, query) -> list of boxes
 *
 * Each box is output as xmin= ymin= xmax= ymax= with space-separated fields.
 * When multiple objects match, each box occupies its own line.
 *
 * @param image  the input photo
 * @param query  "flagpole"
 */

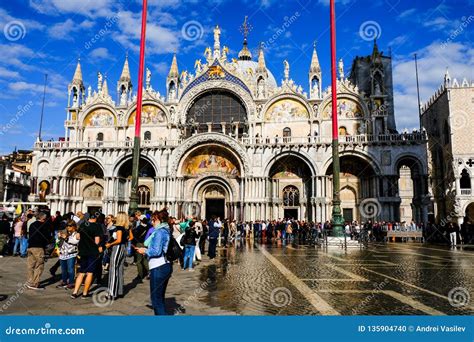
xmin=38 ymin=74 xmax=48 ymax=141
xmin=330 ymin=0 xmax=344 ymax=236
xmin=414 ymin=53 xmax=422 ymax=131
xmin=129 ymin=0 xmax=148 ymax=214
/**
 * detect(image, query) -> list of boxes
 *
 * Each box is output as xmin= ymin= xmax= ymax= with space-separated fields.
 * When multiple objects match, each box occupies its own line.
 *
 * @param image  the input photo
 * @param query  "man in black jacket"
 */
xmin=0 ymin=214 xmax=10 ymax=257
xmin=26 ymin=212 xmax=51 ymax=290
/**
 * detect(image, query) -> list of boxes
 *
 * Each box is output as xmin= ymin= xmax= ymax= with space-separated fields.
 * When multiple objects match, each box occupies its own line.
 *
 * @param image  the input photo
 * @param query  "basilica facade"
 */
xmin=30 ymin=26 xmax=429 ymax=223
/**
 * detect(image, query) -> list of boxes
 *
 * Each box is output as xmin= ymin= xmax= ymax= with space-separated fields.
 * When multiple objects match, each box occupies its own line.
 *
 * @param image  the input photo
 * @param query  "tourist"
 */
xmin=182 ymin=221 xmax=199 ymax=271
xmin=102 ymin=214 xmax=115 ymax=274
xmin=12 ymin=217 xmax=23 ymax=256
xmin=193 ymin=218 xmax=203 ymax=262
xmin=26 ymin=212 xmax=52 ymax=290
xmin=132 ymin=216 xmax=150 ymax=282
xmin=136 ymin=209 xmax=173 ymax=315
xmin=222 ymin=219 xmax=229 ymax=247
xmin=199 ymin=220 xmax=208 ymax=254
xmin=57 ymin=220 xmax=79 ymax=289
xmin=20 ymin=213 xmax=33 ymax=258
xmin=0 ymin=214 xmax=10 ymax=257
xmin=105 ymin=211 xmax=128 ymax=299
xmin=71 ymin=213 xmax=102 ymax=299
xmin=448 ymin=222 xmax=458 ymax=247
xmin=208 ymin=216 xmax=220 ymax=259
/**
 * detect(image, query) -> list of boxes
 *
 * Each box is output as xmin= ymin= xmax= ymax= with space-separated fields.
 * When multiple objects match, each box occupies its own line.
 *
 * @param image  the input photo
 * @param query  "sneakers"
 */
xmin=70 ymin=293 xmax=81 ymax=299
xmin=27 ymin=285 xmax=45 ymax=291
xmin=56 ymin=283 xmax=68 ymax=289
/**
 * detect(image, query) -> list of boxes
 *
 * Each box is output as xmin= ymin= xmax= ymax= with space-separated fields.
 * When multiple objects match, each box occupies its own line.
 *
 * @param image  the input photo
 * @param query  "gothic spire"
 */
xmin=168 ymin=53 xmax=179 ymax=79
xmin=71 ymin=58 xmax=83 ymax=86
xmin=444 ymin=67 xmax=451 ymax=87
xmin=257 ymin=42 xmax=266 ymax=73
xmin=238 ymin=16 xmax=252 ymax=61
xmin=371 ymin=39 xmax=382 ymax=66
xmin=309 ymin=41 xmax=321 ymax=74
xmin=102 ymin=76 xmax=109 ymax=96
xmin=119 ymin=54 xmax=131 ymax=82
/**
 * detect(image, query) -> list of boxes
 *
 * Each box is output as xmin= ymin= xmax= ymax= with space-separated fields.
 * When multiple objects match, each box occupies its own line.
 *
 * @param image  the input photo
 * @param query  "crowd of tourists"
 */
xmin=0 ymin=209 xmax=472 ymax=314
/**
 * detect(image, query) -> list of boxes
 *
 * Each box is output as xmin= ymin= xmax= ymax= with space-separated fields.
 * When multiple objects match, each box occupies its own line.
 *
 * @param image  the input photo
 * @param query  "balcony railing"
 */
xmin=35 ymin=132 xmax=426 ymax=151
xmin=460 ymin=189 xmax=472 ymax=196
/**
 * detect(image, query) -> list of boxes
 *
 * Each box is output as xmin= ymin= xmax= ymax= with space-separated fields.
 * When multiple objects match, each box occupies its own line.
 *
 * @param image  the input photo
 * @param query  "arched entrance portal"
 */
xmin=180 ymin=144 xmax=242 ymax=220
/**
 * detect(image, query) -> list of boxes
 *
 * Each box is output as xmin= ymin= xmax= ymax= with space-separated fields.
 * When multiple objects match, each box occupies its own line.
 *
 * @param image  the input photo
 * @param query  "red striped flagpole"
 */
xmin=129 ymin=0 xmax=148 ymax=214
xmin=330 ymin=0 xmax=344 ymax=236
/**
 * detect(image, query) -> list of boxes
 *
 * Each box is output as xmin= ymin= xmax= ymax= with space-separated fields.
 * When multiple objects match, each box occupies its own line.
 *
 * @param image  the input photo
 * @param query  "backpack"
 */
xmin=166 ymin=229 xmax=183 ymax=262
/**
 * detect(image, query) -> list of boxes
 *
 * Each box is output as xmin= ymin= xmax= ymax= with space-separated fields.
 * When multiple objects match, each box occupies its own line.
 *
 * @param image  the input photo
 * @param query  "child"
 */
xmin=57 ymin=220 xmax=79 ymax=289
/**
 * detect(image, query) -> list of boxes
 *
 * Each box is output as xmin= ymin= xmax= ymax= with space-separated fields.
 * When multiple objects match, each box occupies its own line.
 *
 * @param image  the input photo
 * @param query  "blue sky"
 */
xmin=0 ymin=0 xmax=473 ymax=154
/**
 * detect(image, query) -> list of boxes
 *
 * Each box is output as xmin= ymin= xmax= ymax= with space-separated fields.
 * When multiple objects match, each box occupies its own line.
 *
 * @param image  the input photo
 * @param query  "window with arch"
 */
xmin=283 ymin=127 xmax=291 ymax=142
xmin=339 ymin=126 xmax=348 ymax=136
xmin=144 ymin=131 xmax=151 ymax=141
xmin=138 ymin=185 xmax=151 ymax=206
xmin=283 ymin=185 xmax=300 ymax=207
xmin=97 ymin=132 xmax=104 ymax=141
xmin=460 ymin=169 xmax=471 ymax=189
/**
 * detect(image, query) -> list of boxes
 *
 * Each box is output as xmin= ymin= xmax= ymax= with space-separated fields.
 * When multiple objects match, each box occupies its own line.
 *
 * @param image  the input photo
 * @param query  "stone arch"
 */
xmin=170 ymin=133 xmax=251 ymax=177
xmin=112 ymin=154 xmax=159 ymax=178
xmin=177 ymin=80 xmax=256 ymax=125
xmin=321 ymin=150 xmax=381 ymax=177
xmin=192 ymin=176 xmax=235 ymax=203
xmin=61 ymin=156 xmax=105 ymax=178
xmin=264 ymin=150 xmax=317 ymax=177
xmin=393 ymin=154 xmax=426 ymax=176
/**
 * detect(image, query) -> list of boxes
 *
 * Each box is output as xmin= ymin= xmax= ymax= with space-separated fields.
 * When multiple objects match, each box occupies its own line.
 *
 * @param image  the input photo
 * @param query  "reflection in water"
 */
xmin=197 ymin=240 xmax=474 ymax=315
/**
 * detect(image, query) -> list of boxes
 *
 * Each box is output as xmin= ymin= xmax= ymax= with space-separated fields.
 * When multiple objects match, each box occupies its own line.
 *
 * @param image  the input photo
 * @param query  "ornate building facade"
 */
xmin=421 ymin=71 xmax=474 ymax=225
xmin=30 ymin=25 xmax=429 ymax=223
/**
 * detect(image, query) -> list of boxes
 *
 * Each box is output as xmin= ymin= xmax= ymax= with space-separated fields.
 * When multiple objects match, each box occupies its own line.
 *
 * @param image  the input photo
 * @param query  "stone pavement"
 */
xmin=0 ymin=241 xmax=473 ymax=315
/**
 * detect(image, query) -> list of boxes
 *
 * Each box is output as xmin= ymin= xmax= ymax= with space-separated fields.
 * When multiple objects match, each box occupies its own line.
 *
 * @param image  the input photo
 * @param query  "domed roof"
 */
xmin=233 ymin=60 xmax=278 ymax=89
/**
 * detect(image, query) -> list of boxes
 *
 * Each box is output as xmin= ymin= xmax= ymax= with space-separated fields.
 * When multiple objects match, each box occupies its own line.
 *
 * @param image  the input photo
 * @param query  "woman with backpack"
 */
xmin=136 ymin=209 xmax=173 ymax=315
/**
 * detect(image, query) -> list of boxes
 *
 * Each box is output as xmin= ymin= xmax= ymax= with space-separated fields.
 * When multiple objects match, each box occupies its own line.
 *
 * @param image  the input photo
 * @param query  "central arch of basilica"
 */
xmin=30 ymin=24 xmax=429 ymax=224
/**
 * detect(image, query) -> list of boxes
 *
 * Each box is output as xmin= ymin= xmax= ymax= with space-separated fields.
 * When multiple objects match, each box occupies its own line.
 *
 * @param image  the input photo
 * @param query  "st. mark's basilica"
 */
xmin=30 ymin=24 xmax=429 ymax=224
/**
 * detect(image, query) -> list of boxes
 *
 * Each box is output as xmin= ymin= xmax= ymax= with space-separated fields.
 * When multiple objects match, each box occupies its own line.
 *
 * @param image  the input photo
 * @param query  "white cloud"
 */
xmin=112 ymin=10 xmax=180 ymax=55
xmin=47 ymin=19 xmax=95 ymax=40
xmin=393 ymin=41 xmax=474 ymax=130
xmin=152 ymin=62 xmax=170 ymax=76
xmin=0 ymin=44 xmax=44 ymax=71
xmin=29 ymin=0 xmax=114 ymax=18
xmin=0 ymin=67 xmax=21 ymax=79
xmin=89 ymin=47 xmax=114 ymax=60
xmin=0 ymin=8 xmax=45 ymax=32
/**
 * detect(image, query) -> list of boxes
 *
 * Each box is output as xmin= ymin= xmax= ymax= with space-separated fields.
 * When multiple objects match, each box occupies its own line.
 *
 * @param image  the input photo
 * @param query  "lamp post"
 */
xmin=330 ymin=0 xmax=344 ymax=236
xmin=129 ymin=0 xmax=148 ymax=214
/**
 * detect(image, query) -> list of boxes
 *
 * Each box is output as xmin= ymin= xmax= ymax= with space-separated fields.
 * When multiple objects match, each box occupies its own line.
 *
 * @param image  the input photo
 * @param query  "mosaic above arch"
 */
xmin=128 ymin=105 xmax=167 ymax=125
xmin=83 ymin=108 xmax=116 ymax=127
xmin=322 ymin=97 xmax=363 ymax=119
xmin=182 ymin=146 xmax=240 ymax=177
xmin=265 ymin=99 xmax=309 ymax=122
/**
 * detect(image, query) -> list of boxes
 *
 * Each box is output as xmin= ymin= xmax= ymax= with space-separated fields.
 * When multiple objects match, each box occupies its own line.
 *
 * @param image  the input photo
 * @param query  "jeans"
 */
xmin=183 ymin=245 xmax=195 ymax=270
xmin=208 ymin=238 xmax=217 ymax=259
xmin=450 ymin=232 xmax=457 ymax=246
xmin=13 ymin=237 xmax=21 ymax=255
xmin=60 ymin=257 xmax=76 ymax=284
xmin=20 ymin=237 xmax=28 ymax=256
xmin=149 ymin=263 xmax=172 ymax=315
